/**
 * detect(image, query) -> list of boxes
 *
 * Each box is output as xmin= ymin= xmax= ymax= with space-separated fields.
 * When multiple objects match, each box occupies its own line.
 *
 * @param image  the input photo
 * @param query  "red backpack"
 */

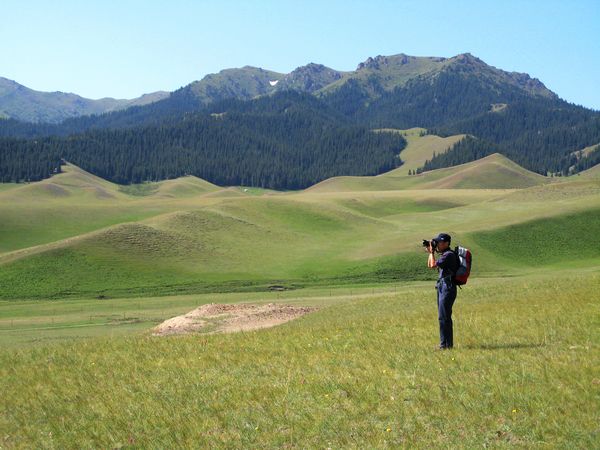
xmin=453 ymin=246 xmax=472 ymax=286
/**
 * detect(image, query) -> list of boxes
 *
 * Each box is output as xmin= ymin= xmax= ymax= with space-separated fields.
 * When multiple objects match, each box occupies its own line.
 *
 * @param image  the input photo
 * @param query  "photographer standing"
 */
xmin=426 ymin=233 xmax=459 ymax=350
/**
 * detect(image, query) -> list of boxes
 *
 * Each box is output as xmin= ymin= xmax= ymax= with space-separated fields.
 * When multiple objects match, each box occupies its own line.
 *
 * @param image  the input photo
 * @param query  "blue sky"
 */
xmin=2 ymin=0 xmax=599 ymax=109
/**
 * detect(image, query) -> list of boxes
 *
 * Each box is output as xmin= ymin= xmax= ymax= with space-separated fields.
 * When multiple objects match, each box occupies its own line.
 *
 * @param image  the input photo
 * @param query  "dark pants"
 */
xmin=437 ymin=279 xmax=457 ymax=348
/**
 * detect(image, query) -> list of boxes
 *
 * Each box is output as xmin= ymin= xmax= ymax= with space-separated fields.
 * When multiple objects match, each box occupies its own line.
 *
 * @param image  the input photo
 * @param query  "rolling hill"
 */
xmin=307 ymin=151 xmax=549 ymax=193
xmin=2 ymin=136 xmax=599 ymax=301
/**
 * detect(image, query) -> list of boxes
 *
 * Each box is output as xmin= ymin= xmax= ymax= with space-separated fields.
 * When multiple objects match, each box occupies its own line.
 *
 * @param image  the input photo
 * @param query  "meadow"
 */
xmin=1 ymin=272 xmax=598 ymax=448
xmin=1 ymin=129 xmax=599 ymax=447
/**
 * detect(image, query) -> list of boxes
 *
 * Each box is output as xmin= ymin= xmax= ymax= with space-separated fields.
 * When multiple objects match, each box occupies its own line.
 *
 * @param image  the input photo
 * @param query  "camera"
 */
xmin=422 ymin=238 xmax=438 ymax=249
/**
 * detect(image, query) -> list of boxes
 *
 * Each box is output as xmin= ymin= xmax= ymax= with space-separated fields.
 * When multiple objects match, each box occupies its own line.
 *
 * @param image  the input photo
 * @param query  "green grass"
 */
xmin=471 ymin=207 xmax=600 ymax=267
xmin=377 ymin=128 xmax=466 ymax=172
xmin=0 ymin=148 xmax=599 ymax=447
xmin=118 ymin=182 xmax=159 ymax=196
xmin=1 ymin=168 xmax=598 ymax=300
xmin=0 ymin=204 xmax=164 ymax=253
xmin=1 ymin=271 xmax=598 ymax=447
xmin=0 ymin=284 xmax=400 ymax=348
xmin=0 ymin=182 xmax=18 ymax=192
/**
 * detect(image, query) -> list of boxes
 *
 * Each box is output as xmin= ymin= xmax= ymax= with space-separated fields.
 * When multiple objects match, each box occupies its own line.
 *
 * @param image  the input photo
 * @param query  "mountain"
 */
xmin=1 ymin=52 xmax=599 ymax=184
xmin=275 ymin=63 xmax=344 ymax=93
xmin=155 ymin=63 xmax=344 ymax=111
xmin=168 ymin=53 xmax=556 ymax=111
xmin=0 ymin=77 xmax=169 ymax=123
xmin=182 ymin=66 xmax=284 ymax=105
xmin=0 ymin=53 xmax=562 ymax=127
xmin=319 ymin=52 xmax=560 ymax=125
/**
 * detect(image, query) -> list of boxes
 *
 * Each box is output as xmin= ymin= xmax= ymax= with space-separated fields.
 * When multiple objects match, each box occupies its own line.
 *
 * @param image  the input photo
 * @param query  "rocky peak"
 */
xmin=278 ymin=63 xmax=342 ymax=93
xmin=450 ymin=53 xmax=486 ymax=67
xmin=357 ymin=55 xmax=391 ymax=70
xmin=291 ymin=63 xmax=338 ymax=76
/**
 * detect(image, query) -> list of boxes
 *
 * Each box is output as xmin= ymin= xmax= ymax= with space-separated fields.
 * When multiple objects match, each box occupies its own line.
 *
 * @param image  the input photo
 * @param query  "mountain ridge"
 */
xmin=1 ymin=52 xmax=599 ymax=184
xmin=0 ymin=52 xmax=558 ymax=124
xmin=0 ymin=77 xmax=169 ymax=123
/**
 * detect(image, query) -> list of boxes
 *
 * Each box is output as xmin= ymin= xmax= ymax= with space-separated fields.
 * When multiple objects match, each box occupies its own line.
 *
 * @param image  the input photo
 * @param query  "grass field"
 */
xmin=1 ymin=272 xmax=598 ymax=447
xmin=1 ymin=130 xmax=599 ymax=447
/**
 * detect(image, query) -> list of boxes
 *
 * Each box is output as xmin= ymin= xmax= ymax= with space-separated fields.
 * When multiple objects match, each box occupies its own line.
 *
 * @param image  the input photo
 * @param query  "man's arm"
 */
xmin=427 ymin=244 xmax=437 ymax=269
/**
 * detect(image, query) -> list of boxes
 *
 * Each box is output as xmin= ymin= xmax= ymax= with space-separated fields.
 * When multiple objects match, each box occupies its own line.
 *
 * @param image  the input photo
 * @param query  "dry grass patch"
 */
xmin=153 ymin=302 xmax=319 ymax=335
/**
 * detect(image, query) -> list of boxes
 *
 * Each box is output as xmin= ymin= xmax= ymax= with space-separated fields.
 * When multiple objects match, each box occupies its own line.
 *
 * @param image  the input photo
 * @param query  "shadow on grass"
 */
xmin=462 ymin=342 xmax=546 ymax=350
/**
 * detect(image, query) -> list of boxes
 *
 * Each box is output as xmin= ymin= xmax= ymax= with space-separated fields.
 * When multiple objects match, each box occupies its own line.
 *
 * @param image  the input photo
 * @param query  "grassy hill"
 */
xmin=3 ymin=162 xmax=126 ymax=201
xmin=0 ymin=163 xmax=225 ymax=254
xmin=417 ymin=153 xmax=549 ymax=189
xmin=0 ymin=138 xmax=599 ymax=447
xmin=308 ymin=151 xmax=549 ymax=193
xmin=118 ymin=175 xmax=220 ymax=198
xmin=0 ymin=143 xmax=596 ymax=301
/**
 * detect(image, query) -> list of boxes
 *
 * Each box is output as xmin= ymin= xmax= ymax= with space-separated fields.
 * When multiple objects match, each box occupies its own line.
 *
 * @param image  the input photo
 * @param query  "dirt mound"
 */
xmin=153 ymin=302 xmax=318 ymax=336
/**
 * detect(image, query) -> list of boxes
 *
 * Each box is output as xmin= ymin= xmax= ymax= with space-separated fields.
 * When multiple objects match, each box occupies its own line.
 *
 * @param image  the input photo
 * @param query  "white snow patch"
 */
xmin=269 ymin=80 xmax=279 ymax=86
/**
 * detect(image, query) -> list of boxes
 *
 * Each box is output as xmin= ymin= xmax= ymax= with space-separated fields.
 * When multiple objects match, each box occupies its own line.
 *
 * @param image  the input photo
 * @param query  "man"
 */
xmin=426 ymin=233 xmax=459 ymax=350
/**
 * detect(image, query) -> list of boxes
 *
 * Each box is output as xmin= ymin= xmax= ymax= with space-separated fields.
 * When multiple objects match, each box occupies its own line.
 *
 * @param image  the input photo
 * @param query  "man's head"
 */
xmin=434 ymin=233 xmax=451 ymax=252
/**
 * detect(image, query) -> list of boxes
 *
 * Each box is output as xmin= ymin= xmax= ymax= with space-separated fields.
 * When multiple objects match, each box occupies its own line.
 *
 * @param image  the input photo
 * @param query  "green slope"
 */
xmin=119 ymin=176 xmax=220 ymax=198
xmin=1 ymin=146 xmax=598 ymax=301
xmin=470 ymin=207 xmax=600 ymax=267
xmin=418 ymin=153 xmax=549 ymax=189
xmin=308 ymin=153 xmax=548 ymax=193
xmin=378 ymin=128 xmax=467 ymax=172
xmin=1 ymin=169 xmax=597 ymax=300
xmin=0 ymin=163 xmax=223 ymax=254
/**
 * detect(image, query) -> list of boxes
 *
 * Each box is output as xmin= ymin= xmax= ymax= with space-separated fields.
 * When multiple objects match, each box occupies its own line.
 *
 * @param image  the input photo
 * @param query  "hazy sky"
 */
xmin=2 ymin=0 xmax=599 ymax=109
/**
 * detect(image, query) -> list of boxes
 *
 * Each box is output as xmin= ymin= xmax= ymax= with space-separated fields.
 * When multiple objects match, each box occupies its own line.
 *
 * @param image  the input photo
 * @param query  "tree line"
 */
xmin=0 ymin=92 xmax=406 ymax=188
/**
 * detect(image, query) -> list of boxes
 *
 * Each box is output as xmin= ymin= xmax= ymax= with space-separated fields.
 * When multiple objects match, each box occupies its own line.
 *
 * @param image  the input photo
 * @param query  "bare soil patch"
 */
xmin=153 ymin=302 xmax=318 ymax=336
